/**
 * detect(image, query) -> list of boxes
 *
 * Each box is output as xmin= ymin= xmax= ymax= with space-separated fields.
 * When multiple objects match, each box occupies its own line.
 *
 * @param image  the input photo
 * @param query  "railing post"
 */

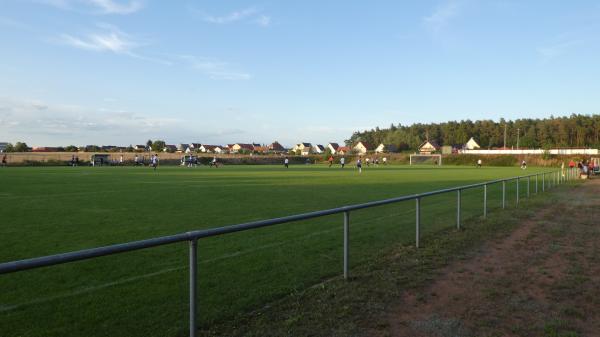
xmin=456 ymin=189 xmax=461 ymax=229
xmin=415 ymin=198 xmax=420 ymax=248
xmin=502 ymin=180 xmax=506 ymax=209
xmin=189 ymin=239 xmax=198 ymax=337
xmin=343 ymin=211 xmax=350 ymax=279
xmin=483 ymin=184 xmax=487 ymax=218
xmin=542 ymin=173 xmax=545 ymax=191
xmin=516 ymin=178 xmax=519 ymax=206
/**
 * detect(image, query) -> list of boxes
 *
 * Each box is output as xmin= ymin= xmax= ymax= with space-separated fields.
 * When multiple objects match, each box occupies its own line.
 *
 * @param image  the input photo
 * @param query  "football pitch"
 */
xmin=0 ymin=164 xmax=554 ymax=336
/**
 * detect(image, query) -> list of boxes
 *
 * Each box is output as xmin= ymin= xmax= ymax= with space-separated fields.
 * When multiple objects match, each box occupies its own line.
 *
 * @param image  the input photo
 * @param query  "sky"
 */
xmin=1 ymin=0 xmax=600 ymax=147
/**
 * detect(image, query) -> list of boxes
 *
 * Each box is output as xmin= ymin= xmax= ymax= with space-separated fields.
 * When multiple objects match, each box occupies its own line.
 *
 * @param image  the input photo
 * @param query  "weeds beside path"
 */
xmin=388 ymin=179 xmax=600 ymax=337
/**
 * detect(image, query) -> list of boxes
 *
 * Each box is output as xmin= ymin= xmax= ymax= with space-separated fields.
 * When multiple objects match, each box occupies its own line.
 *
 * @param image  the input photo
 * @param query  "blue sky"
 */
xmin=1 ymin=0 xmax=600 ymax=147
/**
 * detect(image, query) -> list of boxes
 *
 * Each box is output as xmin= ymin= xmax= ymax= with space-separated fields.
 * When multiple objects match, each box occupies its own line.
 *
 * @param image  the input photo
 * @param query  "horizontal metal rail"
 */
xmin=0 ymin=168 xmax=576 ymax=337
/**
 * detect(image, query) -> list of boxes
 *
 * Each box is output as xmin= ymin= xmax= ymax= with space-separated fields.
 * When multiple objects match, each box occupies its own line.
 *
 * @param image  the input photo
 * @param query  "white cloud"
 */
xmin=0 ymin=96 xmax=183 ymax=145
xmin=423 ymin=1 xmax=462 ymax=32
xmin=57 ymin=23 xmax=172 ymax=65
xmin=180 ymin=55 xmax=251 ymax=81
xmin=87 ymin=0 xmax=143 ymax=14
xmin=59 ymin=26 xmax=138 ymax=54
xmin=202 ymin=7 xmax=257 ymax=24
xmin=193 ymin=6 xmax=271 ymax=27
xmin=255 ymin=15 xmax=271 ymax=27
xmin=38 ymin=0 xmax=143 ymax=15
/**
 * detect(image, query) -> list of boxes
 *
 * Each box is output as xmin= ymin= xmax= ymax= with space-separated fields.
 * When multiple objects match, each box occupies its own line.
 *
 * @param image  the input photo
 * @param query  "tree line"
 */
xmin=345 ymin=114 xmax=600 ymax=151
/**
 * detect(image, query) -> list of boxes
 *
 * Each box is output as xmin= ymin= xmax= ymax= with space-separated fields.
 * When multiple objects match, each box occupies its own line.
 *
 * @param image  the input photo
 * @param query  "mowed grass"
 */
xmin=0 ymin=164 xmax=555 ymax=337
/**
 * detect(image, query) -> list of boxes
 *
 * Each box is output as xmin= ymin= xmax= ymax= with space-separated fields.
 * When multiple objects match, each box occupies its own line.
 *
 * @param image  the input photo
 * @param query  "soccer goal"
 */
xmin=409 ymin=154 xmax=442 ymax=165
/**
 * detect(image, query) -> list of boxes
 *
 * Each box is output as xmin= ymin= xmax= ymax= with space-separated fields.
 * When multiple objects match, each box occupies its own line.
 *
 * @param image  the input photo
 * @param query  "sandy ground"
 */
xmin=387 ymin=179 xmax=600 ymax=337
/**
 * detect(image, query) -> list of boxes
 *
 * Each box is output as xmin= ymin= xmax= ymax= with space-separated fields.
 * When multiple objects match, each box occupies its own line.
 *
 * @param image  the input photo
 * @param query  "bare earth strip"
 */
xmin=388 ymin=179 xmax=600 ymax=337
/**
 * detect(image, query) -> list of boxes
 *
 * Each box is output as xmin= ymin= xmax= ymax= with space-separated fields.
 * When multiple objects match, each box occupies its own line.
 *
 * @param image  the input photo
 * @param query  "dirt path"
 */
xmin=387 ymin=179 xmax=600 ymax=337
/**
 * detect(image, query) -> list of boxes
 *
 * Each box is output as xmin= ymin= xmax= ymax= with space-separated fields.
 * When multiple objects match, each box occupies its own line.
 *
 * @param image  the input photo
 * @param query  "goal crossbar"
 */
xmin=409 ymin=154 xmax=442 ymax=165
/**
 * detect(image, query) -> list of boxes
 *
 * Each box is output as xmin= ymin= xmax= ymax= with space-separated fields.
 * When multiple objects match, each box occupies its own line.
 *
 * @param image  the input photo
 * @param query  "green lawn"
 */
xmin=0 ymin=164 xmax=558 ymax=337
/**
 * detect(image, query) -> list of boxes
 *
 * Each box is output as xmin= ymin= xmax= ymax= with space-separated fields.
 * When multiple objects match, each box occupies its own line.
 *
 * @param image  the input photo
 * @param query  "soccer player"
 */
xmin=328 ymin=155 xmax=334 ymax=168
xmin=211 ymin=156 xmax=218 ymax=168
xmin=382 ymin=157 xmax=387 ymax=165
xmin=340 ymin=156 xmax=345 ymax=168
xmin=151 ymin=154 xmax=158 ymax=170
xmin=119 ymin=155 xmax=124 ymax=165
xmin=356 ymin=158 xmax=362 ymax=173
xmin=477 ymin=159 xmax=482 ymax=168
xmin=521 ymin=160 xmax=527 ymax=169
xmin=365 ymin=157 xmax=370 ymax=167
xmin=284 ymin=156 xmax=289 ymax=168
xmin=134 ymin=155 xmax=139 ymax=166
xmin=1 ymin=154 xmax=7 ymax=167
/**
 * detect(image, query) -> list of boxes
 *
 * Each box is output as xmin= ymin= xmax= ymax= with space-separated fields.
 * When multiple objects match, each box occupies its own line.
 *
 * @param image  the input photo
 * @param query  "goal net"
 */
xmin=409 ymin=154 xmax=442 ymax=165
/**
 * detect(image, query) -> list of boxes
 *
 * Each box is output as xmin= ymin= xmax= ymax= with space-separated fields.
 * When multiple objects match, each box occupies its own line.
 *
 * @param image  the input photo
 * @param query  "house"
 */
xmin=177 ymin=144 xmax=189 ymax=153
xmin=213 ymin=146 xmax=226 ymax=154
xmin=134 ymin=145 xmax=147 ymax=151
xmin=337 ymin=146 xmax=350 ymax=155
xmin=352 ymin=141 xmax=372 ymax=155
xmin=199 ymin=145 xmax=218 ymax=153
xmin=292 ymin=142 xmax=312 ymax=154
xmin=163 ymin=145 xmax=177 ymax=153
xmin=231 ymin=143 xmax=254 ymax=153
xmin=374 ymin=143 xmax=398 ymax=153
xmin=268 ymin=141 xmax=286 ymax=152
xmin=312 ymin=144 xmax=325 ymax=154
xmin=465 ymin=137 xmax=481 ymax=150
xmin=327 ymin=143 xmax=340 ymax=153
xmin=291 ymin=142 xmax=313 ymax=155
xmin=31 ymin=147 xmax=59 ymax=152
xmin=0 ymin=142 xmax=8 ymax=152
xmin=253 ymin=146 xmax=269 ymax=153
xmin=418 ymin=140 xmax=440 ymax=154
xmin=189 ymin=143 xmax=202 ymax=151
xmin=101 ymin=145 xmax=117 ymax=151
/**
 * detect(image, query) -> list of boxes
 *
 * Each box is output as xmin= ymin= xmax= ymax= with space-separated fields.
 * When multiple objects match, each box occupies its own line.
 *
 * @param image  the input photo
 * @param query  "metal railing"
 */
xmin=0 ymin=168 xmax=577 ymax=336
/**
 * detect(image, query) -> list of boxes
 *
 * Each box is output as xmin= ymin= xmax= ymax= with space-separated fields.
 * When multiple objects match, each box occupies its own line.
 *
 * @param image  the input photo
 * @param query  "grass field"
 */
xmin=0 ymin=164 xmax=557 ymax=337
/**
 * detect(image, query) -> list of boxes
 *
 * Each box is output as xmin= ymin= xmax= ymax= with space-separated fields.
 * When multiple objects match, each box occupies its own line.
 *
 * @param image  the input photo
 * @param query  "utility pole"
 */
xmin=516 ymin=128 xmax=520 ymax=149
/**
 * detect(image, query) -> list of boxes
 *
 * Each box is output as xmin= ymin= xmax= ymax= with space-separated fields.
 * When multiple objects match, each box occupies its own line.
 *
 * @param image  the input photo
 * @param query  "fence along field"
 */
xmin=0 ymin=165 xmax=567 ymax=337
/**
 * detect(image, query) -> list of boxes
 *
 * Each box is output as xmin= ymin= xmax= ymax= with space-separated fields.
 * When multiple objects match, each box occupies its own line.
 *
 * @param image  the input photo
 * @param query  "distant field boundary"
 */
xmin=0 ymin=151 xmax=588 ymax=166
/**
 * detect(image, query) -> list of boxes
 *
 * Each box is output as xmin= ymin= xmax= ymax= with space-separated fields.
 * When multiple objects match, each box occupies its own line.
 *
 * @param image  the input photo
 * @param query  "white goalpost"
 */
xmin=409 ymin=154 xmax=442 ymax=166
